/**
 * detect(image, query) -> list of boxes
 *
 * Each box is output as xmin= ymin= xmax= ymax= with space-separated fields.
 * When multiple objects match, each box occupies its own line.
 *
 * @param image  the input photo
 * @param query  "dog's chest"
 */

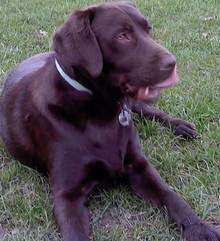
xmin=85 ymin=120 xmax=130 ymax=172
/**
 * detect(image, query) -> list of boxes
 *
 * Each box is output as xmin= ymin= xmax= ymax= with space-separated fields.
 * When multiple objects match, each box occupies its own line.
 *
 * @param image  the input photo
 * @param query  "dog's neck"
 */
xmin=54 ymin=57 xmax=125 ymax=103
xmin=53 ymin=58 xmax=126 ymax=123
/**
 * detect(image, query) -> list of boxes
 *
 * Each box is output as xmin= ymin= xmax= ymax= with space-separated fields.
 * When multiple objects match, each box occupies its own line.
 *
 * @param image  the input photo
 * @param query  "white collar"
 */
xmin=55 ymin=59 xmax=92 ymax=95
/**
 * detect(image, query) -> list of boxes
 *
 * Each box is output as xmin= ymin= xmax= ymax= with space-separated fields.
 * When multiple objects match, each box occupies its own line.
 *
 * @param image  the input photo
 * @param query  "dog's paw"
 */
xmin=183 ymin=223 xmax=220 ymax=241
xmin=171 ymin=119 xmax=198 ymax=139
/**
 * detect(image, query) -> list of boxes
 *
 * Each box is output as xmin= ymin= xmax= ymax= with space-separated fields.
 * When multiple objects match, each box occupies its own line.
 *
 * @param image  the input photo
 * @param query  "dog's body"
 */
xmin=1 ymin=2 xmax=219 ymax=241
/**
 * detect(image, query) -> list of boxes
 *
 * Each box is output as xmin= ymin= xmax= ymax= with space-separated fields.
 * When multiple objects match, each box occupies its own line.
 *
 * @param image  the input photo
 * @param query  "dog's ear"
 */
xmin=53 ymin=8 xmax=103 ymax=78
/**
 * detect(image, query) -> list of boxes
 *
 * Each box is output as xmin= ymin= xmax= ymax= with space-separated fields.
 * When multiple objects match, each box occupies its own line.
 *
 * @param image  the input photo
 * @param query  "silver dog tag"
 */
xmin=119 ymin=105 xmax=131 ymax=126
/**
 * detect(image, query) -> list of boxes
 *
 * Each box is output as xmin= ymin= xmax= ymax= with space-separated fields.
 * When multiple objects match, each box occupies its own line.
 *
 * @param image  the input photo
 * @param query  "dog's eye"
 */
xmin=116 ymin=32 xmax=131 ymax=41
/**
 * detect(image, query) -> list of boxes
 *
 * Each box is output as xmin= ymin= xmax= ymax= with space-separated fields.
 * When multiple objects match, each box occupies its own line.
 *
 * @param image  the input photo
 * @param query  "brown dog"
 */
xmin=0 ymin=2 xmax=219 ymax=241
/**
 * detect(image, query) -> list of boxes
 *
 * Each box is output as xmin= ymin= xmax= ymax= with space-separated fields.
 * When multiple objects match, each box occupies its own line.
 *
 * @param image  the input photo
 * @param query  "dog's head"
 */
xmin=53 ymin=2 xmax=178 ymax=102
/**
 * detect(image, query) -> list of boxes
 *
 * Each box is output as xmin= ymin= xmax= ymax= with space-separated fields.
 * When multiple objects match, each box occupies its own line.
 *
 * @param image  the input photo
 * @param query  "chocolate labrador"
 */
xmin=0 ymin=2 xmax=219 ymax=241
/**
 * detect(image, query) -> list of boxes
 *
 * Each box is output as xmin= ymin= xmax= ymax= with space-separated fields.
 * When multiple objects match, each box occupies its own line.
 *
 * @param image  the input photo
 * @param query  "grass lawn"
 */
xmin=0 ymin=0 xmax=219 ymax=240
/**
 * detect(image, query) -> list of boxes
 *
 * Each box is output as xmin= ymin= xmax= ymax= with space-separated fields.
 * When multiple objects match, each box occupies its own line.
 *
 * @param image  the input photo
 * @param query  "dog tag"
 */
xmin=119 ymin=105 xmax=131 ymax=126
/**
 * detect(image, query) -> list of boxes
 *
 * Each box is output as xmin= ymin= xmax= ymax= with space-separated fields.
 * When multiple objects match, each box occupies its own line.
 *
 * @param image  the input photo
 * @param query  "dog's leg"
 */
xmin=53 ymin=193 xmax=91 ymax=241
xmin=50 ymin=159 xmax=111 ymax=241
xmin=129 ymin=100 xmax=198 ymax=139
xmin=125 ymin=150 xmax=220 ymax=241
xmin=50 ymin=169 xmax=96 ymax=241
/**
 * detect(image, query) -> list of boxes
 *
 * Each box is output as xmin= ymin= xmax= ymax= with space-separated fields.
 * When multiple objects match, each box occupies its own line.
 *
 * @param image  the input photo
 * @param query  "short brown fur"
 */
xmin=0 ymin=2 xmax=219 ymax=241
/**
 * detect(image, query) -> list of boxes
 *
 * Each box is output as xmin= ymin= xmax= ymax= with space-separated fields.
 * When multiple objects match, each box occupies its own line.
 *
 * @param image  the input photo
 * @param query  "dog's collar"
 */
xmin=55 ymin=59 xmax=92 ymax=95
xmin=55 ymin=58 xmax=130 ymax=126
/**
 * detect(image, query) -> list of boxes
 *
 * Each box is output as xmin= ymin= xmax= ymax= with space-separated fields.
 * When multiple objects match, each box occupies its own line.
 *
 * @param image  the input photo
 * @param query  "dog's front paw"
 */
xmin=171 ymin=119 xmax=198 ymax=139
xmin=183 ymin=223 xmax=220 ymax=241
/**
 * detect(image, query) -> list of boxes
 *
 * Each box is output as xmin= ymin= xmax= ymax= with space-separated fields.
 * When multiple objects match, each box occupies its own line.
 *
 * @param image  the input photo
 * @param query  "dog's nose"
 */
xmin=160 ymin=54 xmax=176 ymax=71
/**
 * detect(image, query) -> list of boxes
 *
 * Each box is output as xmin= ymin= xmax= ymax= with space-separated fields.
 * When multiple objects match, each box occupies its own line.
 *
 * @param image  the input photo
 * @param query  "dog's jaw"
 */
xmin=134 ymin=65 xmax=179 ymax=101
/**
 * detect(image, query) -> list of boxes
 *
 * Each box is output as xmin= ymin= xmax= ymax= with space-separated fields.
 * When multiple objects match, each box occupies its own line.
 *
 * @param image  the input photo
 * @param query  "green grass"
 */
xmin=0 ymin=0 xmax=220 ymax=240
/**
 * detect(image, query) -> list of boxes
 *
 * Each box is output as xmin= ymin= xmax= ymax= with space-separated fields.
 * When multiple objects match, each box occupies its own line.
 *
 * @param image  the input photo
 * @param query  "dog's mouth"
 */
xmin=125 ymin=65 xmax=179 ymax=101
